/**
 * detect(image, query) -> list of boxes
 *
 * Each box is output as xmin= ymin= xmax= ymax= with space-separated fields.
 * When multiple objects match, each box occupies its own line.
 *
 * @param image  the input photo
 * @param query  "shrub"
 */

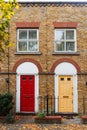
xmin=6 ymin=114 xmax=14 ymax=123
xmin=0 ymin=93 xmax=13 ymax=116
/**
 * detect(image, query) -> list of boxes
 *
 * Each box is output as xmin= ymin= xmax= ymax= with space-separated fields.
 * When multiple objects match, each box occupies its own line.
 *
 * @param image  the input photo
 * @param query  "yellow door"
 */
xmin=58 ymin=75 xmax=73 ymax=112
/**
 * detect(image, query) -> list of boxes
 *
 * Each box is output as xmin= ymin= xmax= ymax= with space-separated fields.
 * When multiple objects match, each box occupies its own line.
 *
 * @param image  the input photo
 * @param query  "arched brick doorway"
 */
xmin=13 ymin=59 xmax=42 ymax=113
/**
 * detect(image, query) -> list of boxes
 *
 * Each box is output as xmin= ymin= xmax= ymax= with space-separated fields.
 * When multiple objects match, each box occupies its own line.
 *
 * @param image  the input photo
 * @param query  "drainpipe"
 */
xmin=7 ymin=47 xmax=10 ymax=93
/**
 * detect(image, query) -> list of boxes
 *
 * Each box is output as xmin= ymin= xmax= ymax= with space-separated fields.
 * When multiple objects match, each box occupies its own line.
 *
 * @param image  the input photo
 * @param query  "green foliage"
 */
xmin=6 ymin=114 xmax=14 ymax=123
xmin=37 ymin=112 xmax=46 ymax=119
xmin=77 ymin=113 xmax=83 ymax=118
xmin=0 ymin=93 xmax=13 ymax=116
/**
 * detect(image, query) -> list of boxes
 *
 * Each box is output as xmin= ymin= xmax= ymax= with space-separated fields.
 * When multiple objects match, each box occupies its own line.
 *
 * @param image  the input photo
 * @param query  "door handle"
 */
xmin=63 ymin=96 xmax=69 ymax=98
xmin=25 ymin=95 xmax=30 ymax=98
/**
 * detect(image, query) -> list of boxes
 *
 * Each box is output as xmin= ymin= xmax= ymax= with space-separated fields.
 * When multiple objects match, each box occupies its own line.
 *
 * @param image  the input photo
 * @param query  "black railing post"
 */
xmin=46 ymin=94 xmax=49 ymax=116
xmin=83 ymin=96 xmax=85 ymax=114
xmin=41 ymin=96 xmax=42 ymax=112
xmin=51 ymin=96 xmax=52 ymax=115
xmin=44 ymin=96 xmax=45 ymax=113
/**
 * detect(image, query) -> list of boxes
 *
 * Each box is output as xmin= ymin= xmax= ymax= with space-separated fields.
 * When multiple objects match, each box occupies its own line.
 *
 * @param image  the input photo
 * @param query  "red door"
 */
xmin=20 ymin=75 xmax=35 ymax=112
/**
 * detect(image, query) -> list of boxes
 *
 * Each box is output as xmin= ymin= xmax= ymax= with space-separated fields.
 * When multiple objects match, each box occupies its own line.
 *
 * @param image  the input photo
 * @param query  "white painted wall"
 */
xmin=55 ymin=62 xmax=78 ymax=113
xmin=16 ymin=62 xmax=39 ymax=113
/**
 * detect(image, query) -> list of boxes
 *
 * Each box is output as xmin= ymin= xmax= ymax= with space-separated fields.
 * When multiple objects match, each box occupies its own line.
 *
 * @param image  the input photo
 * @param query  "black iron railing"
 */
xmin=38 ymin=95 xmax=87 ymax=115
xmin=38 ymin=95 xmax=55 ymax=115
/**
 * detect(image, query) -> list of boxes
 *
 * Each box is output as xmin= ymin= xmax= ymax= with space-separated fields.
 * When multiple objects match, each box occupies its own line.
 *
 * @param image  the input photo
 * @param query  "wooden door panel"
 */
xmin=58 ymin=75 xmax=73 ymax=112
xmin=59 ymin=98 xmax=73 ymax=112
xmin=20 ymin=75 xmax=35 ymax=112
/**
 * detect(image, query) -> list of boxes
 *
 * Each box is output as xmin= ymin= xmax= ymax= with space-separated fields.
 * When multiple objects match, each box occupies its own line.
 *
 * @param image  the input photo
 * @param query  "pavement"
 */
xmin=0 ymin=115 xmax=86 ymax=130
xmin=14 ymin=115 xmax=82 ymax=124
xmin=62 ymin=116 xmax=82 ymax=124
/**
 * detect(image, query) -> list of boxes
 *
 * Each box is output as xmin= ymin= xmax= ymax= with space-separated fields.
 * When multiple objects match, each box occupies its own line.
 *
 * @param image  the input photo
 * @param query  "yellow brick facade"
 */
xmin=0 ymin=2 xmax=87 ymax=114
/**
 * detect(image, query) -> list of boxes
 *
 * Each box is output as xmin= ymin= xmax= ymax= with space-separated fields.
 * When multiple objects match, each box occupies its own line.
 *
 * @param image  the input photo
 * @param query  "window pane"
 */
xmin=18 ymin=41 xmax=27 ymax=51
xmin=28 ymin=41 xmax=38 ymax=51
xmin=66 ymin=42 xmax=75 ymax=51
xmin=55 ymin=30 xmax=64 ymax=40
xmin=66 ymin=30 xmax=74 ymax=40
xmin=29 ymin=30 xmax=37 ymax=39
xmin=55 ymin=41 xmax=64 ymax=51
xmin=19 ymin=30 xmax=27 ymax=39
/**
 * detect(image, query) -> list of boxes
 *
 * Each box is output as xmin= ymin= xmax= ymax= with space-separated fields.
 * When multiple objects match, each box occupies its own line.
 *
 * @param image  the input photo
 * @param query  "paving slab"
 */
xmin=0 ymin=116 xmax=85 ymax=130
xmin=62 ymin=116 xmax=82 ymax=124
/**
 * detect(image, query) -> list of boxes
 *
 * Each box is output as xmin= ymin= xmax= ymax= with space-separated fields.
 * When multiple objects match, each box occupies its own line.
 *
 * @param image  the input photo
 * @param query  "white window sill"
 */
xmin=14 ymin=52 xmax=42 ymax=55
xmin=52 ymin=51 xmax=80 ymax=55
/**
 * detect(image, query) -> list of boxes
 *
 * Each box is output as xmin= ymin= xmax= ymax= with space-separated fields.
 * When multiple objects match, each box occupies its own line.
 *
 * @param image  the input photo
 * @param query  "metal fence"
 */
xmin=38 ymin=95 xmax=55 ymax=115
xmin=82 ymin=96 xmax=87 ymax=114
xmin=38 ymin=95 xmax=87 ymax=115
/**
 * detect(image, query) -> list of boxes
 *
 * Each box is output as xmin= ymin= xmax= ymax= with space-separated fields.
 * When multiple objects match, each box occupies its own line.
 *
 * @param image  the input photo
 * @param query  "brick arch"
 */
xmin=51 ymin=58 xmax=81 ymax=73
xmin=12 ymin=58 xmax=42 ymax=72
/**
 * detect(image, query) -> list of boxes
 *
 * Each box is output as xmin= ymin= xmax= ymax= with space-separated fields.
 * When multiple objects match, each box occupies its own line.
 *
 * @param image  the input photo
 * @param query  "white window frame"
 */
xmin=54 ymin=29 xmax=77 ymax=52
xmin=17 ymin=29 xmax=39 ymax=52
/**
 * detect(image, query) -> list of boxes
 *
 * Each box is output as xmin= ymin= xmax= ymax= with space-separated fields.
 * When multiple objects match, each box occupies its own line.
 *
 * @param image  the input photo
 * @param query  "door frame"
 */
xmin=16 ymin=73 xmax=39 ymax=113
xmin=16 ymin=62 xmax=39 ymax=113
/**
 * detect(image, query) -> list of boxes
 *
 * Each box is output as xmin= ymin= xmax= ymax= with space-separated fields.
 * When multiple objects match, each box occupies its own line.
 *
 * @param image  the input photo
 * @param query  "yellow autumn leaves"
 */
xmin=0 ymin=0 xmax=19 ymax=60
xmin=0 ymin=0 xmax=19 ymax=21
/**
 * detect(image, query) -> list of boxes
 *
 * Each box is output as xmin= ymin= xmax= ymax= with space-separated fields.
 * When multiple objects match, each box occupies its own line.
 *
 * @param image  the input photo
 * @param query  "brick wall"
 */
xmin=0 ymin=3 xmax=87 ymax=113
